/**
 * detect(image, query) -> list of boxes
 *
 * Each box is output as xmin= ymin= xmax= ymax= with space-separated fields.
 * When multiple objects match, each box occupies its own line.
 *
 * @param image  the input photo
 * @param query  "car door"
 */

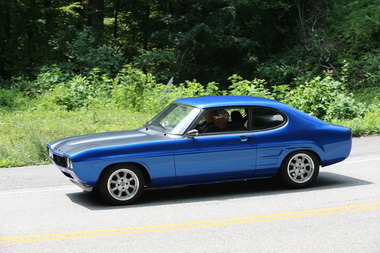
xmin=174 ymin=132 xmax=256 ymax=184
xmin=174 ymin=107 xmax=256 ymax=184
xmin=250 ymin=106 xmax=288 ymax=177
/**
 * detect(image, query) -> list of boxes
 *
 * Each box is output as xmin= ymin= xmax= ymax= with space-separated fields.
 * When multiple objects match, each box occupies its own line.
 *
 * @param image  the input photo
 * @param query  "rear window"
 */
xmin=251 ymin=107 xmax=286 ymax=130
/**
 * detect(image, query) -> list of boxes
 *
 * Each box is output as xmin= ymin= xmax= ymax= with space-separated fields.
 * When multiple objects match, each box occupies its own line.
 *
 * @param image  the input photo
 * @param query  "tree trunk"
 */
xmin=87 ymin=0 xmax=104 ymax=31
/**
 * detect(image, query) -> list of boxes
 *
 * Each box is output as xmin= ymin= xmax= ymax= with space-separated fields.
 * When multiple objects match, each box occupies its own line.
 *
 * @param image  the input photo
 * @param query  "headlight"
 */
xmin=66 ymin=157 xmax=73 ymax=170
xmin=48 ymin=148 xmax=54 ymax=160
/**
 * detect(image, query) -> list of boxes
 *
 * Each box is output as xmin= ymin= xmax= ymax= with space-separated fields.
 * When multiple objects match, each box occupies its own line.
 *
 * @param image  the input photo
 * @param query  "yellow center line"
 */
xmin=1 ymin=202 xmax=380 ymax=244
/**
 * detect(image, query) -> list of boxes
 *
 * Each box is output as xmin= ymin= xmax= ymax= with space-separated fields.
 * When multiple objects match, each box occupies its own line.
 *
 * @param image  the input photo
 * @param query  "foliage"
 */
xmin=327 ymin=0 xmax=380 ymax=87
xmin=226 ymin=73 xmax=366 ymax=121
xmin=330 ymin=0 xmax=380 ymax=55
xmin=112 ymin=67 xmax=221 ymax=113
xmin=54 ymin=69 xmax=113 ymax=110
xmin=0 ymin=66 xmax=379 ymax=167
xmin=332 ymin=105 xmax=380 ymax=137
xmin=353 ymin=87 xmax=380 ymax=105
xmin=5 ymin=65 xmax=220 ymax=113
xmin=15 ymin=66 xmax=69 ymax=98
xmin=1 ymin=0 xmax=380 ymax=88
xmin=0 ymin=89 xmax=25 ymax=111
xmin=1 ymin=0 xmax=380 ymax=167
xmin=60 ymin=27 xmax=124 ymax=76
xmin=227 ymin=74 xmax=273 ymax=99
xmin=111 ymin=66 xmax=158 ymax=111
xmin=255 ymin=62 xmax=299 ymax=87
xmin=280 ymin=76 xmax=366 ymax=120
xmin=152 ymin=0 xmax=293 ymax=84
xmin=132 ymin=49 xmax=177 ymax=83
xmin=2 ymin=65 xmax=370 ymax=120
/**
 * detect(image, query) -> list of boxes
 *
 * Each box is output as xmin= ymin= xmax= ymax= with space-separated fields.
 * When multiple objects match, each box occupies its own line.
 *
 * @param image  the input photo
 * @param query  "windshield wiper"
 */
xmin=157 ymin=123 xmax=167 ymax=133
xmin=145 ymin=121 xmax=166 ymax=134
xmin=144 ymin=121 xmax=150 ymax=130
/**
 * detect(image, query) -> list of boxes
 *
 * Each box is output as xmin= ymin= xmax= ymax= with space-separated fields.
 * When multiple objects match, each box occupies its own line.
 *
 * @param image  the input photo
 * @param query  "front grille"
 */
xmin=54 ymin=154 xmax=67 ymax=167
xmin=48 ymin=147 xmax=68 ymax=168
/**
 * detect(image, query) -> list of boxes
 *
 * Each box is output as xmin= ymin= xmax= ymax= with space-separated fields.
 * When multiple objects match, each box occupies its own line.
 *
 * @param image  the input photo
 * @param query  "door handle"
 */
xmin=239 ymin=136 xmax=252 ymax=142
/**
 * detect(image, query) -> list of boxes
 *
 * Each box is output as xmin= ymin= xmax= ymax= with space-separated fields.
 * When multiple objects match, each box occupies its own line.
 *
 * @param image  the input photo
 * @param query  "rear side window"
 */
xmin=251 ymin=107 xmax=286 ymax=130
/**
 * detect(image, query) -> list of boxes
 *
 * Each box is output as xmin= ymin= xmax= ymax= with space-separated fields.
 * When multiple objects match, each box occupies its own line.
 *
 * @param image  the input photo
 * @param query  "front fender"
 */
xmin=71 ymin=141 xmax=176 ymax=187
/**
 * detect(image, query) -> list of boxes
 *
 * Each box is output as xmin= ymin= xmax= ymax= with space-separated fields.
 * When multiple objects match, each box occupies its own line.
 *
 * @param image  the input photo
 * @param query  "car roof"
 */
xmin=175 ymin=96 xmax=284 ymax=109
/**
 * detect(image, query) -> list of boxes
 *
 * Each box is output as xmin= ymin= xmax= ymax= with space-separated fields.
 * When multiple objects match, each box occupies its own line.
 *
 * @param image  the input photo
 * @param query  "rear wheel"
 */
xmin=279 ymin=151 xmax=319 ymax=188
xmin=99 ymin=164 xmax=145 ymax=205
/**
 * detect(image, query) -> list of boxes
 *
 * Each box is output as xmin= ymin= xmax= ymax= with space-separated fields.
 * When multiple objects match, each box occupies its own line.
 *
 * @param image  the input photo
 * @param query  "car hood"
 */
xmin=48 ymin=129 xmax=168 ymax=156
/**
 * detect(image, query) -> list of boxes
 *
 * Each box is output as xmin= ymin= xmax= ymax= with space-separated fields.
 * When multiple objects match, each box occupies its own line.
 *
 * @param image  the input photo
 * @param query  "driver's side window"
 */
xmin=195 ymin=108 xmax=248 ymax=134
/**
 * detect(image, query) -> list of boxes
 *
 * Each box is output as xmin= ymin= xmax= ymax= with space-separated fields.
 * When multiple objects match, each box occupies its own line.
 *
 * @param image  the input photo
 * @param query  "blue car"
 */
xmin=47 ymin=96 xmax=352 ymax=205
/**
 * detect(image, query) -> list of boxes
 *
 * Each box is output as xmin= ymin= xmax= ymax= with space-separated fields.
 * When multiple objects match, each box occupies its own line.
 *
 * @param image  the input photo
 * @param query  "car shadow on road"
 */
xmin=65 ymin=171 xmax=372 ymax=210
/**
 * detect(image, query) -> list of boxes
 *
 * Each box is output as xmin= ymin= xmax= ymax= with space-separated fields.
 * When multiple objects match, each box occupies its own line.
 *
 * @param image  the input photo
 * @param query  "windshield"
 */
xmin=148 ymin=103 xmax=200 ymax=134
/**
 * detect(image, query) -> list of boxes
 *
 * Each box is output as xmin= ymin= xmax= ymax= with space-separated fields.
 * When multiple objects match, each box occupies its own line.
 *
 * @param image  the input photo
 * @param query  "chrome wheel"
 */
xmin=287 ymin=153 xmax=315 ymax=183
xmin=280 ymin=151 xmax=319 ymax=188
xmin=99 ymin=164 xmax=145 ymax=205
xmin=107 ymin=169 xmax=139 ymax=201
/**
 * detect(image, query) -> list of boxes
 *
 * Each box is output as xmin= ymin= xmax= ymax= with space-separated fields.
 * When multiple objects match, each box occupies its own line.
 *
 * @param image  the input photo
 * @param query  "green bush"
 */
xmin=132 ymin=49 xmax=177 ymax=83
xmin=280 ymin=76 xmax=366 ymax=121
xmin=111 ymin=66 xmax=158 ymax=111
xmin=61 ymin=27 xmax=124 ymax=76
xmin=225 ymin=74 xmax=366 ymax=122
xmin=1 ymin=66 xmax=379 ymax=167
xmin=332 ymin=105 xmax=380 ymax=136
xmin=227 ymin=74 xmax=273 ymax=98
xmin=256 ymin=61 xmax=299 ymax=86
xmin=52 ymin=69 xmax=112 ymax=110
xmin=31 ymin=66 xmax=69 ymax=91
xmin=112 ymin=66 xmax=221 ymax=113
xmin=329 ymin=1 xmax=380 ymax=87
xmin=0 ymin=88 xmax=25 ymax=111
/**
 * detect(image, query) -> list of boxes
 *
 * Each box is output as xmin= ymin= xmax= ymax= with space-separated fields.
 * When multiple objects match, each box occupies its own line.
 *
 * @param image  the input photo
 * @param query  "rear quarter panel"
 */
xmin=252 ymin=105 xmax=351 ymax=176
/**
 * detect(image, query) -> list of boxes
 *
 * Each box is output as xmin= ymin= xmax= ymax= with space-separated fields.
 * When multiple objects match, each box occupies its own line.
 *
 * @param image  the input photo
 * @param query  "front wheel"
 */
xmin=99 ymin=164 xmax=145 ymax=205
xmin=279 ymin=151 xmax=320 ymax=188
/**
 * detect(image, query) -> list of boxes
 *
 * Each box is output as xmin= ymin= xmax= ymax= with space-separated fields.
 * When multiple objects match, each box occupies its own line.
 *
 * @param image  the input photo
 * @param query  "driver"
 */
xmin=198 ymin=110 xmax=218 ymax=133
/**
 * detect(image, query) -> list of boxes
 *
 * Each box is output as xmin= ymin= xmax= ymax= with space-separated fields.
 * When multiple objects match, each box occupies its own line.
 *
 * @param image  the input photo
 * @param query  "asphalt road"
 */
xmin=1 ymin=136 xmax=379 ymax=252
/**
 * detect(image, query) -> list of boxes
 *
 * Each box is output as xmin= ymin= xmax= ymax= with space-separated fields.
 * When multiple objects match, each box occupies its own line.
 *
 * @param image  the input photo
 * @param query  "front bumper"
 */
xmin=48 ymin=146 xmax=93 ymax=192
xmin=54 ymin=162 xmax=94 ymax=192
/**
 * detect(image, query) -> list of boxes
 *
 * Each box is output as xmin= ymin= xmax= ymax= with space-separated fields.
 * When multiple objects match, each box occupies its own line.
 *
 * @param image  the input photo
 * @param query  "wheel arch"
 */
xmin=280 ymin=149 xmax=322 ymax=170
xmin=278 ymin=149 xmax=321 ymax=188
xmin=99 ymin=162 xmax=152 ymax=187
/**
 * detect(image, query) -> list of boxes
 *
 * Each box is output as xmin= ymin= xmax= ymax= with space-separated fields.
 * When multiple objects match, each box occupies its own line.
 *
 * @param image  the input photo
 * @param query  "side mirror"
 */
xmin=186 ymin=129 xmax=198 ymax=139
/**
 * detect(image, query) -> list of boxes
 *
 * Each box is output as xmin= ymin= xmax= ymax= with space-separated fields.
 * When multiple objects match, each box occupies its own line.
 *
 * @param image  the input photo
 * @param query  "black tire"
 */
xmin=279 ymin=151 xmax=320 ymax=189
xmin=99 ymin=164 xmax=145 ymax=205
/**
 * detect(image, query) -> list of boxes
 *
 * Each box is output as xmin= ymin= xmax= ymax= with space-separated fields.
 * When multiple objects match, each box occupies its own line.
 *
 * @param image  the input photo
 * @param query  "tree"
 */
xmin=86 ymin=0 xmax=105 ymax=31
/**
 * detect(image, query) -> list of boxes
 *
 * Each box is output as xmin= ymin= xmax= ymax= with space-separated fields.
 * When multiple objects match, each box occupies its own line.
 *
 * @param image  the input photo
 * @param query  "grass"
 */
xmin=0 ymin=107 xmax=153 ymax=167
